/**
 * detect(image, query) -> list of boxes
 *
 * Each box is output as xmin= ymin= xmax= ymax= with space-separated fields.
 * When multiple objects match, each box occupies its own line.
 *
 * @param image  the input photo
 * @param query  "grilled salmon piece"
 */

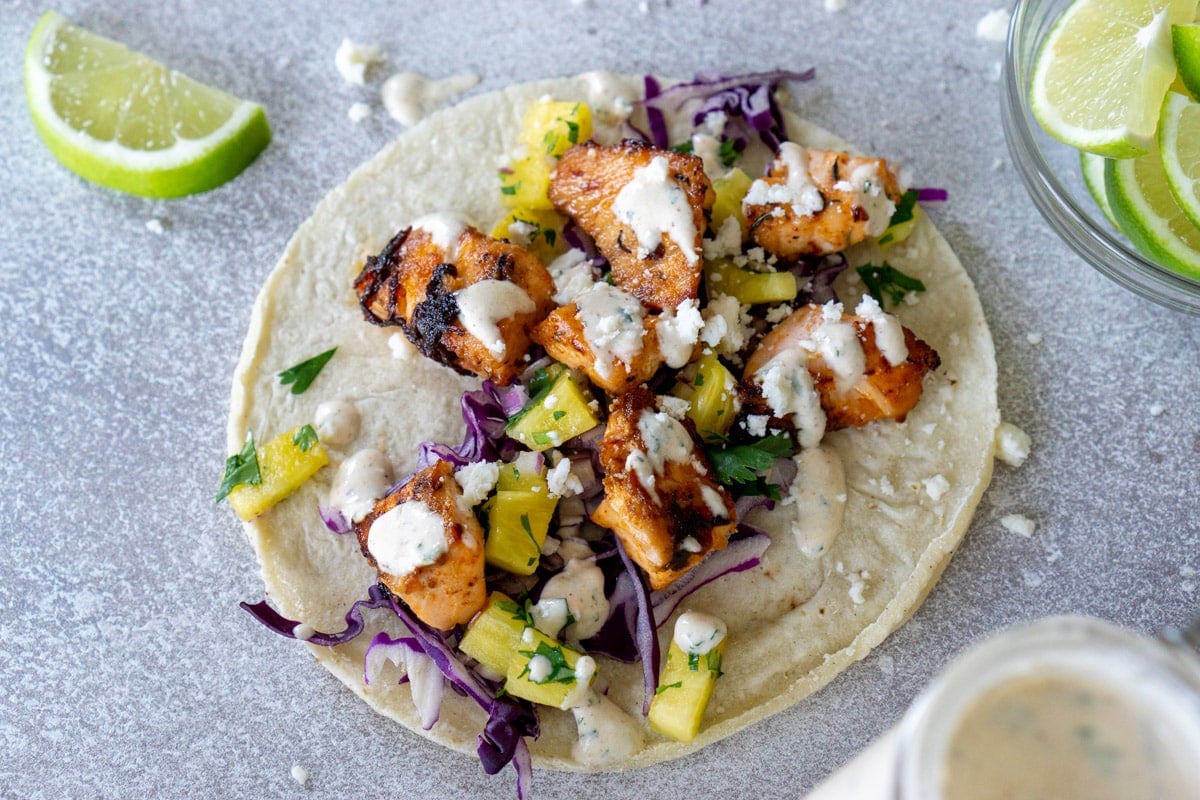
xmin=549 ymin=140 xmax=712 ymax=312
xmin=354 ymin=460 xmax=487 ymax=630
xmin=743 ymin=302 xmax=939 ymax=430
xmin=529 ymin=303 xmax=666 ymax=396
xmin=591 ymin=387 xmax=737 ymax=590
xmin=354 ymin=220 xmax=555 ymax=385
xmin=744 ymin=145 xmax=903 ymax=259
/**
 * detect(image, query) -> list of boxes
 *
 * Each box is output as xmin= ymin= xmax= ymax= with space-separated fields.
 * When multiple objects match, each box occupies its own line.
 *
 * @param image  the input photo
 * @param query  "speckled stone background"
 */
xmin=1 ymin=0 xmax=1197 ymax=797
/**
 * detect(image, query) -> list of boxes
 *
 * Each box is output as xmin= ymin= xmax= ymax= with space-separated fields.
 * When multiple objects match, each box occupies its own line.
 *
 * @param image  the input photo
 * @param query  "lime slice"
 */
xmin=1030 ymin=0 xmax=1194 ymax=157
xmin=1158 ymin=91 xmax=1200 ymax=231
xmin=24 ymin=11 xmax=270 ymax=198
xmin=1172 ymin=23 xmax=1200 ymax=99
xmin=1106 ymin=134 xmax=1200 ymax=280
xmin=1079 ymin=151 xmax=1118 ymax=227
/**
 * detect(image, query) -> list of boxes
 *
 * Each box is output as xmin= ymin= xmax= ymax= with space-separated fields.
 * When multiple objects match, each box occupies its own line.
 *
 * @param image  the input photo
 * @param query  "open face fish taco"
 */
xmin=225 ymin=72 xmax=998 ymax=793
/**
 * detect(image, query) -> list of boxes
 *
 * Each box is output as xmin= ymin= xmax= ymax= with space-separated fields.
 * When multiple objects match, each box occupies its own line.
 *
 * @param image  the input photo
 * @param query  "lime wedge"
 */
xmin=1158 ymin=91 xmax=1200 ymax=231
xmin=24 ymin=11 xmax=270 ymax=198
xmin=1030 ymin=0 xmax=1194 ymax=157
xmin=1106 ymin=133 xmax=1200 ymax=280
xmin=1079 ymin=150 xmax=1118 ymax=227
xmin=1172 ymin=23 xmax=1200 ymax=99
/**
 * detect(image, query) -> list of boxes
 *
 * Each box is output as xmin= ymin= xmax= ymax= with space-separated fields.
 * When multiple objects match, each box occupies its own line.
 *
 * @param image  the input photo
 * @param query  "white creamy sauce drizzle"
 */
xmin=454 ymin=279 xmax=535 ymax=358
xmin=578 ymin=71 xmax=636 ymax=127
xmin=786 ymin=446 xmax=847 ymax=558
xmin=538 ymin=558 xmax=610 ymax=641
xmin=690 ymin=132 xmax=728 ymax=181
xmin=560 ymin=656 xmax=597 ymax=710
xmin=571 ymin=690 xmax=645 ymax=767
xmin=743 ymin=142 xmax=824 ymax=217
xmin=655 ymin=298 xmax=704 ymax=368
xmin=575 ymin=283 xmax=646 ymax=380
xmin=330 ymin=448 xmax=394 ymax=522
xmin=314 ymin=400 xmax=360 ymax=448
xmin=381 ymin=72 xmax=480 ymax=127
xmin=673 ymin=611 xmax=727 ymax=655
xmin=854 ymin=294 xmax=908 ymax=366
xmin=800 ymin=301 xmax=865 ymax=394
xmin=833 ymin=161 xmax=896 ymax=237
xmin=610 ymin=156 xmax=700 ymax=265
xmin=409 ymin=212 xmax=468 ymax=261
xmin=547 ymin=248 xmax=594 ymax=305
xmin=700 ymin=484 xmax=729 ymax=520
xmin=755 ymin=347 xmax=826 ymax=450
xmin=625 ymin=409 xmax=695 ymax=504
xmin=530 ymin=596 xmax=571 ymax=639
xmin=366 ymin=499 xmax=448 ymax=576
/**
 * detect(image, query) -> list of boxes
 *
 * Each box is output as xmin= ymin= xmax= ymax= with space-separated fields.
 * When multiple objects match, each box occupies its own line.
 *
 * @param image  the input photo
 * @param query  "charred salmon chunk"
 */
xmin=354 ymin=213 xmax=556 ymax=385
xmin=743 ymin=297 xmax=939 ymax=446
xmin=591 ymin=387 xmax=737 ymax=590
xmin=743 ymin=144 xmax=903 ymax=259
xmin=354 ymin=459 xmax=486 ymax=630
xmin=549 ymin=140 xmax=713 ymax=312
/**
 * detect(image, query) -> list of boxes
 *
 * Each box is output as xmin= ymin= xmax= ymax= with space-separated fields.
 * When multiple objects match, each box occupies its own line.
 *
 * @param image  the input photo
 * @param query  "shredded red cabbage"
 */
xmin=612 ymin=535 xmax=660 ymax=714
xmin=639 ymin=70 xmax=817 ymax=151
xmin=318 ymin=504 xmax=352 ymax=535
xmin=364 ymin=632 xmax=444 ymax=730
xmin=239 ymin=582 xmax=392 ymax=647
xmin=788 ymin=252 xmax=848 ymax=305
xmin=915 ymin=187 xmax=949 ymax=202
xmin=418 ymin=380 xmax=527 ymax=469
xmin=650 ymin=533 xmax=771 ymax=626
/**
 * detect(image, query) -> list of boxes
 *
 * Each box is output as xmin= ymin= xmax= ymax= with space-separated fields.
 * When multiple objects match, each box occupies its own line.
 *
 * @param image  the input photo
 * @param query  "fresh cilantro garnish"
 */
xmin=693 ymin=372 xmax=705 ymax=387
xmin=292 ymin=424 xmax=319 ymax=452
xmin=501 ymin=183 xmax=518 ymax=196
xmin=670 ymin=141 xmax=694 ymax=154
xmin=518 ymin=641 xmax=577 ymax=684
xmin=278 ymin=348 xmax=336 ymax=395
xmin=687 ymin=649 xmax=725 ymax=676
xmin=655 ymin=681 xmax=683 ymax=695
xmin=519 ymin=513 xmax=540 ymax=552
xmin=706 ymin=433 xmax=792 ymax=487
xmin=496 ymin=598 xmax=535 ymax=627
xmin=857 ymin=262 xmax=926 ymax=309
xmin=532 ymin=431 xmax=551 ymax=445
xmin=718 ymin=138 xmax=742 ymax=168
xmin=513 ymin=215 xmax=558 ymax=248
xmin=566 ymin=118 xmax=580 ymax=144
xmin=877 ymin=191 xmax=918 ymax=246
xmin=552 ymin=410 xmax=566 ymax=420
xmin=216 ymin=432 xmax=261 ymax=503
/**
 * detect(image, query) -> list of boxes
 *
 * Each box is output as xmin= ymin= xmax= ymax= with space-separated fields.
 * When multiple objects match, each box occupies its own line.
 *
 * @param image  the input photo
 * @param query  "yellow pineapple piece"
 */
xmin=227 ymin=425 xmax=327 ymax=520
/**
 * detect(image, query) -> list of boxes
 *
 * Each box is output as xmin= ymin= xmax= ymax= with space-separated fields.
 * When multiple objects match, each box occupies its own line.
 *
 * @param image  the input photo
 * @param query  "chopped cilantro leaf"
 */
xmin=670 ymin=141 xmax=694 ymax=154
xmin=292 ymin=424 xmax=319 ymax=452
xmin=496 ymin=598 xmax=535 ymax=627
xmin=216 ymin=432 xmax=261 ymax=503
xmin=718 ymin=138 xmax=742 ymax=168
xmin=887 ymin=190 xmax=919 ymax=228
xmin=518 ymin=641 xmax=577 ymax=684
xmin=278 ymin=348 xmax=336 ymax=395
xmin=655 ymin=681 xmax=683 ymax=695
xmin=532 ymin=431 xmax=551 ymax=445
xmin=566 ymin=119 xmax=580 ymax=144
xmin=856 ymin=262 xmax=926 ymax=309
xmin=552 ymin=410 xmax=566 ymax=420
xmin=501 ymin=183 xmax=518 ymax=196
xmin=693 ymin=372 xmax=705 ymax=387
xmin=706 ymin=433 xmax=793 ymax=487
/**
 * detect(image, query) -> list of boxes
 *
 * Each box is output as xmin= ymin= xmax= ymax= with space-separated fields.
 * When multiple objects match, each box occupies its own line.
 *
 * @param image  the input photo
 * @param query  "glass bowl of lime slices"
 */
xmin=1003 ymin=0 xmax=1200 ymax=315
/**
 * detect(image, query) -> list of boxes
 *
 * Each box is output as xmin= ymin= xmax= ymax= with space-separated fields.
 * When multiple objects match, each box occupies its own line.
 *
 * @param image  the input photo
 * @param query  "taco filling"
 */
xmin=225 ymin=71 xmax=998 ymax=798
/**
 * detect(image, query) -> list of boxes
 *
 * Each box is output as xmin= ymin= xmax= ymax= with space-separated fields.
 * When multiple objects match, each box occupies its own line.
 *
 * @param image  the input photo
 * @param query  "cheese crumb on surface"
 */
xmin=145 ymin=218 xmax=166 ymax=235
xmin=334 ymin=39 xmax=381 ymax=85
xmin=994 ymin=422 xmax=1031 ymax=467
xmin=387 ymin=332 xmax=416 ymax=361
xmin=824 ymin=0 xmax=847 ymax=11
xmin=347 ymin=102 xmax=372 ymax=123
xmin=923 ymin=474 xmax=949 ymax=502
xmin=455 ymin=461 xmax=500 ymax=506
xmin=975 ymin=9 xmax=1011 ymax=42
xmin=546 ymin=458 xmax=584 ymax=498
xmin=1149 ymin=403 xmax=1166 ymax=417
xmin=290 ymin=764 xmax=309 ymax=786
xmin=656 ymin=394 xmax=691 ymax=421
xmin=1026 ymin=331 xmax=1042 ymax=345
xmin=1000 ymin=514 xmax=1037 ymax=538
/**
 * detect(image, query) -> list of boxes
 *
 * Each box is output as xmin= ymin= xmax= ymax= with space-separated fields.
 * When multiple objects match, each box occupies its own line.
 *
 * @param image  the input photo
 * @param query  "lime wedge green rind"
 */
xmin=1158 ymin=90 xmax=1200 ymax=231
xmin=1105 ymin=144 xmax=1200 ymax=281
xmin=1171 ymin=23 xmax=1200 ymax=99
xmin=24 ymin=11 xmax=270 ymax=198
xmin=1030 ymin=0 xmax=1195 ymax=158
xmin=1079 ymin=151 xmax=1118 ymax=228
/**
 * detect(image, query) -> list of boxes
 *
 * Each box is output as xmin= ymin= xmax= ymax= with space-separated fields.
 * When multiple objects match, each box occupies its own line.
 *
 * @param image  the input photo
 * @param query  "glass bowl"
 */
xmin=1002 ymin=0 xmax=1200 ymax=315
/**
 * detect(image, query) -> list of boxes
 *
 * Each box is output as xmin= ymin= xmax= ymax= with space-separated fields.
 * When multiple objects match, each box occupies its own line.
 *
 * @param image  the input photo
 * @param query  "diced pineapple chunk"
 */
xmin=506 ymin=367 xmax=600 ymax=451
xmin=483 ymin=490 xmax=558 ymax=575
xmin=704 ymin=258 xmax=797 ymax=306
xmin=711 ymin=168 xmax=752 ymax=232
xmin=228 ymin=426 xmax=328 ymax=520
xmin=671 ymin=352 xmax=738 ymax=441
xmin=648 ymin=637 xmax=726 ymax=743
xmin=489 ymin=208 xmax=566 ymax=263
xmin=500 ymin=155 xmax=556 ymax=210
xmin=458 ymin=592 xmax=529 ymax=676
xmin=505 ymin=627 xmax=593 ymax=710
xmin=496 ymin=451 xmax=548 ymax=493
xmin=520 ymin=100 xmax=593 ymax=158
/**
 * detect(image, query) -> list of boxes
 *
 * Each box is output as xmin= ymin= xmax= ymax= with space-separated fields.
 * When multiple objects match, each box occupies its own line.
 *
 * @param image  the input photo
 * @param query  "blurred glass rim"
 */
xmin=893 ymin=614 xmax=1200 ymax=799
xmin=1001 ymin=0 xmax=1200 ymax=315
